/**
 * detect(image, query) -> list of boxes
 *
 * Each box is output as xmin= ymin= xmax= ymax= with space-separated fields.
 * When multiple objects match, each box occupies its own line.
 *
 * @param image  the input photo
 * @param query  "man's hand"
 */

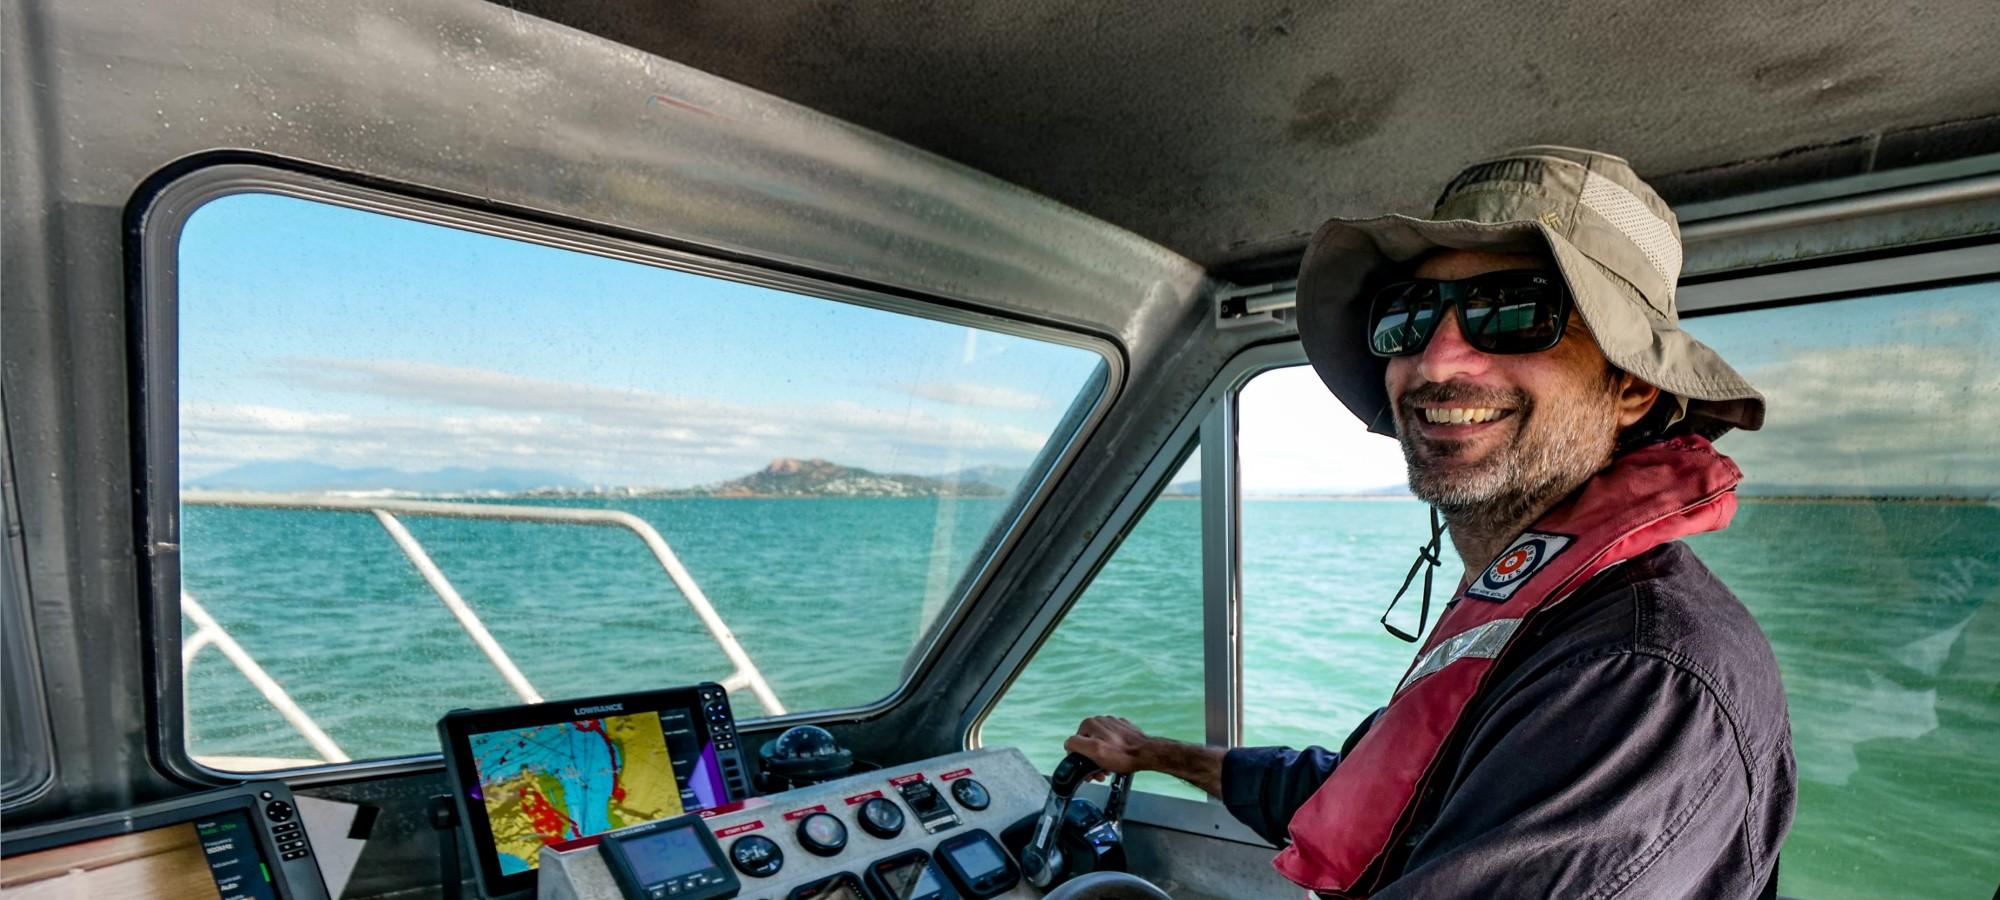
xmin=1062 ymin=715 xmax=1227 ymax=797
xmin=1063 ymin=715 xmax=1154 ymax=774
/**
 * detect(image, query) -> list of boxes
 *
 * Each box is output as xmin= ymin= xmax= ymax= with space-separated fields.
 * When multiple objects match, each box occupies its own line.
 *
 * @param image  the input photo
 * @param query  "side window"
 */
xmin=161 ymin=188 xmax=1110 ymax=773
xmin=979 ymin=448 xmax=1206 ymax=799
xmin=1232 ymin=282 xmax=1996 ymax=899
xmin=1680 ymin=283 xmax=1998 ymax=900
xmin=1236 ymin=366 xmax=1464 ymax=751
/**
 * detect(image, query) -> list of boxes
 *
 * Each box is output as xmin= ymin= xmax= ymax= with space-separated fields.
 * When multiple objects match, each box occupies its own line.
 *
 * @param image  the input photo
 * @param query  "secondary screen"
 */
xmin=0 ymin=811 xmax=278 ymax=900
xmin=622 ymin=826 xmax=717 ymax=885
xmin=947 ymin=840 xmax=1008 ymax=880
xmin=467 ymin=708 xmax=725 ymax=874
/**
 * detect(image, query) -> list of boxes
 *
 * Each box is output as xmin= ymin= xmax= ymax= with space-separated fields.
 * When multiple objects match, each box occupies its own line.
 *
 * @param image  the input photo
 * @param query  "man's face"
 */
xmin=1384 ymin=249 xmax=1650 ymax=514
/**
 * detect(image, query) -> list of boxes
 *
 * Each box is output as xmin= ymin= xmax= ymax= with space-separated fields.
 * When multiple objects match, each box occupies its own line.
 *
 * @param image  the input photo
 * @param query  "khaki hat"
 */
xmin=1296 ymin=146 xmax=1764 ymax=438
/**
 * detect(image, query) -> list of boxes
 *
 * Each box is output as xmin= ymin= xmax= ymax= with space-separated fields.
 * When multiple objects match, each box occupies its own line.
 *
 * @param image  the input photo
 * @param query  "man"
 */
xmin=1065 ymin=147 xmax=1794 ymax=898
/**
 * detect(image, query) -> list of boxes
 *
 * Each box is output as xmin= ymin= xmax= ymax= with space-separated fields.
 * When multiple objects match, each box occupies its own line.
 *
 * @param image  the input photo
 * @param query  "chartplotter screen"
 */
xmin=439 ymin=685 xmax=749 ymax=898
xmin=466 ymin=707 xmax=727 ymax=875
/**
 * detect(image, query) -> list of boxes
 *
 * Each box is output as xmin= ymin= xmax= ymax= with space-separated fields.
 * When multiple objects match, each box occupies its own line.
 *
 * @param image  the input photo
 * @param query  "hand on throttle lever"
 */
xmin=1063 ymin=716 xmax=1153 ymax=776
xmin=1063 ymin=715 xmax=1227 ymax=797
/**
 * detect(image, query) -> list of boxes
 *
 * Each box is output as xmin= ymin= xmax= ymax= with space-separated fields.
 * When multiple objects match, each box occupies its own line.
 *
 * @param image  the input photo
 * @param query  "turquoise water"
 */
xmin=182 ymin=498 xmax=1998 ymax=898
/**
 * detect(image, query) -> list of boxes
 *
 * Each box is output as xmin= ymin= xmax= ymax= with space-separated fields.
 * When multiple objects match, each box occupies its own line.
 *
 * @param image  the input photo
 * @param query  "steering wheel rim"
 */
xmin=1039 ymin=871 xmax=1174 ymax=900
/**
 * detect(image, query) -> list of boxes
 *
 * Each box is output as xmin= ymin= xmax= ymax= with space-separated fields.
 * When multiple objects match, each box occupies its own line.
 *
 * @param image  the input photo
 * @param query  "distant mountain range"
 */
xmin=188 ymin=458 xmax=1012 ymax=498
xmin=699 ymin=458 xmax=1007 ymax=498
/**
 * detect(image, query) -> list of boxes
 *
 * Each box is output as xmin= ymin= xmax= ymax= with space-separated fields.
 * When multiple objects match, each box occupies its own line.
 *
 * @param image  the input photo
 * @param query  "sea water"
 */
xmin=181 ymin=498 xmax=1998 ymax=898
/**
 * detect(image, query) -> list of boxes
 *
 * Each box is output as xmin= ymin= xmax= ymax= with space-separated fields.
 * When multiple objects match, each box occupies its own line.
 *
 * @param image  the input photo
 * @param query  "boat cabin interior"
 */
xmin=3 ymin=1 xmax=1997 ymax=898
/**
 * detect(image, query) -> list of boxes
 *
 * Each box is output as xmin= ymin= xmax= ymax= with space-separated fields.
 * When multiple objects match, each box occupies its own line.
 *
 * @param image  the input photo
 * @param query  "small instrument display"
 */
xmin=934 ymin=829 xmax=1019 ymax=899
xmin=599 ymin=814 xmax=739 ymax=900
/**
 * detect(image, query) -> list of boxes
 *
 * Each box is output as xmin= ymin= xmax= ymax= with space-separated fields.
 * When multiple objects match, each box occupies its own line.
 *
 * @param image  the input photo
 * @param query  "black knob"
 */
xmin=857 ymin=797 xmax=905 ymax=839
xmin=796 ymin=812 xmax=847 ymax=857
xmin=950 ymin=778 xmax=990 ymax=811
xmin=730 ymin=835 xmax=784 ymax=878
xmin=264 ymin=801 xmax=295 ymax=823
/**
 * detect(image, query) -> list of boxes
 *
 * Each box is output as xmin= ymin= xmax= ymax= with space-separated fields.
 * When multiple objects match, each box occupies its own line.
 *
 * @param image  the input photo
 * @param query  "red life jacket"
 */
xmin=1271 ymin=435 xmax=1744 ymax=898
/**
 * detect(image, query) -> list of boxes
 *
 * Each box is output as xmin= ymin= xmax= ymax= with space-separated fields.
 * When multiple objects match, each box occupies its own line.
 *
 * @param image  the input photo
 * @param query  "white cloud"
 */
xmin=887 ymin=381 xmax=1046 ymax=411
xmin=183 ymin=359 xmax=1057 ymax=484
xmin=1720 ymin=341 xmax=2000 ymax=494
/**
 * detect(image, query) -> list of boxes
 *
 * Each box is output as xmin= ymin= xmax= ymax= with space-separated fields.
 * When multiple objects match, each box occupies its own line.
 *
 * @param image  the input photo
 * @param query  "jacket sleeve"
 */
xmin=1220 ymin=709 xmax=1383 ymax=847
xmin=1376 ymin=650 xmax=1754 ymax=900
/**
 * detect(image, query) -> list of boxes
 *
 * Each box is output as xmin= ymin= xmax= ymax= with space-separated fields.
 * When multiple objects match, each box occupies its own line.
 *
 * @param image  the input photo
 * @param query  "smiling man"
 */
xmin=1065 ymin=147 xmax=1795 ymax=898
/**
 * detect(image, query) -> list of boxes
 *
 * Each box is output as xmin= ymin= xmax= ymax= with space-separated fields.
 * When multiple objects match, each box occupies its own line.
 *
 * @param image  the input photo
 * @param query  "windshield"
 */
xmin=172 ymin=191 xmax=1109 ymax=771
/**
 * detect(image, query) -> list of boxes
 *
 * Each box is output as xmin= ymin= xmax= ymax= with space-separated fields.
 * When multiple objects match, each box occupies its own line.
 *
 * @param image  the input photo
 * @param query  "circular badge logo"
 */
xmin=1483 ymin=540 xmax=1544 ymax=588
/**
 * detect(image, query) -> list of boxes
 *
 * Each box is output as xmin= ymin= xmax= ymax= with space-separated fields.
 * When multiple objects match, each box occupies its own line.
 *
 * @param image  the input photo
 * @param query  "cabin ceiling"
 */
xmin=496 ymin=1 xmax=2000 ymax=273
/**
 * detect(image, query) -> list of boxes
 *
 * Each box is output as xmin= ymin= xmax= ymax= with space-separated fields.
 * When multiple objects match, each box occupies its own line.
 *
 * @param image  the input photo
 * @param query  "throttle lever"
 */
xmin=1102 ymin=772 xmax=1132 ymax=827
xmin=1021 ymin=752 xmax=1103 ymax=889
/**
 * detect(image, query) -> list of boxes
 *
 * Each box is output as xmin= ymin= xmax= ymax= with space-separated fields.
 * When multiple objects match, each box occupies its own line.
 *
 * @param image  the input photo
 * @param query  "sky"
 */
xmin=178 ymin=193 xmax=1104 ymax=488
xmin=178 ymin=193 xmax=1999 ymax=496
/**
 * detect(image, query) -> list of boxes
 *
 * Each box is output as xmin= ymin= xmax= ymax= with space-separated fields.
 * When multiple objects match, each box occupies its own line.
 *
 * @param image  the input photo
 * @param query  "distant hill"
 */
xmin=708 ymin=458 xmax=1005 ymax=498
xmin=188 ymin=460 xmax=586 ymax=494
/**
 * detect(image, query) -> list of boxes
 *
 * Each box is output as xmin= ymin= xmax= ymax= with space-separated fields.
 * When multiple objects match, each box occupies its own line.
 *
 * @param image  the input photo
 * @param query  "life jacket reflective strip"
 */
xmin=1272 ymin=436 xmax=1743 ymax=898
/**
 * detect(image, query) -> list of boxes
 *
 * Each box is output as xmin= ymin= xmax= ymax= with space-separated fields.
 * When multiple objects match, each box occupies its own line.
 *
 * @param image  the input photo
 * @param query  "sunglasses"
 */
xmin=1365 ymin=269 xmax=1571 ymax=357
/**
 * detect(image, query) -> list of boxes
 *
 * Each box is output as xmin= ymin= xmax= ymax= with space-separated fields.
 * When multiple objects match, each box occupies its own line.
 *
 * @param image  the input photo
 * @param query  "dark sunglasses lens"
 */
xmin=1459 ymin=274 xmax=1565 ymax=353
xmin=1369 ymin=283 xmax=1440 ymax=356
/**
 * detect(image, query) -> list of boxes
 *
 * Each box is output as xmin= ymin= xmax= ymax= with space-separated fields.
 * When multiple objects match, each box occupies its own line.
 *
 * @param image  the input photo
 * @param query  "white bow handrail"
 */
xmin=179 ymin=490 xmax=787 ymax=766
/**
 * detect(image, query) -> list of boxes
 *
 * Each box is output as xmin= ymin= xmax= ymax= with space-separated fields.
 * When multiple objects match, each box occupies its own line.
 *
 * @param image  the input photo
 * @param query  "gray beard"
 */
xmin=1400 ymin=390 xmax=1620 ymax=547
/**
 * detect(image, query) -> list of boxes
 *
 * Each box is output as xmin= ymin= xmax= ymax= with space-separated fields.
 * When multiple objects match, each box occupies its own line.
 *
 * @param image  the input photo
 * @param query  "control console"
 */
xmin=538 ymin=747 xmax=1046 ymax=900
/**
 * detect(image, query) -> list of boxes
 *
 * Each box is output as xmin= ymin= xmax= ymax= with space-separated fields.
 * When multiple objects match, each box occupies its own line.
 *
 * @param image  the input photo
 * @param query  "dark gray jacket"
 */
xmin=1222 ymin=541 xmax=1795 ymax=899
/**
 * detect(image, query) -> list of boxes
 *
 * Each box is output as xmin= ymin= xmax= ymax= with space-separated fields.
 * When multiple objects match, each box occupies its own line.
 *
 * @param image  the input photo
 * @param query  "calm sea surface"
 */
xmin=182 ymin=497 xmax=1998 ymax=898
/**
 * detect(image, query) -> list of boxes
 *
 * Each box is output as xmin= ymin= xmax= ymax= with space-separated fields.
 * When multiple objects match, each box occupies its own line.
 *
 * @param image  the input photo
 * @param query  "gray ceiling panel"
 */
xmin=495 ymin=0 xmax=2000 ymax=268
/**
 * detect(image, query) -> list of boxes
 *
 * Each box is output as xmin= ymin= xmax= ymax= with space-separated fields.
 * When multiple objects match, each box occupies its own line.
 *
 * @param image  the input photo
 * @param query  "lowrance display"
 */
xmin=439 ymin=684 xmax=754 ymax=899
xmin=599 ymin=815 xmax=738 ymax=900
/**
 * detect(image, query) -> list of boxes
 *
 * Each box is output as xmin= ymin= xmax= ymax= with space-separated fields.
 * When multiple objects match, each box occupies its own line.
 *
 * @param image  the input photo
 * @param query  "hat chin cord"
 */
xmin=1379 ymin=506 xmax=1447 ymax=643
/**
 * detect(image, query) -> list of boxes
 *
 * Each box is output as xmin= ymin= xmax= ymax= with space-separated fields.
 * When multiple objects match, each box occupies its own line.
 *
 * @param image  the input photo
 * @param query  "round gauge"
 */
xmin=950 ymin=777 xmax=991 ymax=811
xmin=857 ymin=796 xmax=905 ymax=839
xmin=730 ymin=834 xmax=784 ymax=878
xmin=796 ymin=811 xmax=848 ymax=857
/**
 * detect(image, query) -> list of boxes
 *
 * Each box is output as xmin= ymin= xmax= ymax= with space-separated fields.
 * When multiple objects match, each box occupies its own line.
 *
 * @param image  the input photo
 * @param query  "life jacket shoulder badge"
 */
xmin=1466 ymin=532 xmax=1572 ymax=601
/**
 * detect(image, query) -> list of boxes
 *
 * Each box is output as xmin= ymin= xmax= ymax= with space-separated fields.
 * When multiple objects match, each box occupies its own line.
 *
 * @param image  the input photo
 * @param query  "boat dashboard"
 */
xmin=0 ymin=683 xmax=1166 ymax=900
xmin=542 ymin=746 xmax=1044 ymax=900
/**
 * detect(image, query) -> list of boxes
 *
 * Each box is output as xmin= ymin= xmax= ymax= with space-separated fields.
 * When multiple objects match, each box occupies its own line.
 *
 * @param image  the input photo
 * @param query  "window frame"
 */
xmin=967 ymin=237 xmax=2000 ymax=844
xmin=2 ymin=394 xmax=57 ymax=810
xmin=132 ymin=161 xmax=1124 ymax=785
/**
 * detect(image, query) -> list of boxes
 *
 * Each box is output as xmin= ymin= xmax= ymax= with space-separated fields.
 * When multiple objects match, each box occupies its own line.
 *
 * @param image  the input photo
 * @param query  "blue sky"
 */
xmin=179 ymin=193 xmax=1998 ymax=495
xmin=178 ymin=193 xmax=1105 ymax=486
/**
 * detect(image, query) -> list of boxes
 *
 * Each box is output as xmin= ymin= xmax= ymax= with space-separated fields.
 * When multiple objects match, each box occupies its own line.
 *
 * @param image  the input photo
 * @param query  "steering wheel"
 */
xmin=1041 ymin=872 xmax=1175 ymax=900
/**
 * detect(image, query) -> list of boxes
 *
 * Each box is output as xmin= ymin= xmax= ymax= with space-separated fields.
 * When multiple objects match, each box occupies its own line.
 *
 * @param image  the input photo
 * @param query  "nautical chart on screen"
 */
xmin=467 ymin=709 xmax=724 ymax=875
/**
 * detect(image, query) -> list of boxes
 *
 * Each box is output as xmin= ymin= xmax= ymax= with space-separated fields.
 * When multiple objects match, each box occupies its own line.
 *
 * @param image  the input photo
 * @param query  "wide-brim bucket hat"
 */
xmin=1297 ymin=145 xmax=1764 ymax=438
